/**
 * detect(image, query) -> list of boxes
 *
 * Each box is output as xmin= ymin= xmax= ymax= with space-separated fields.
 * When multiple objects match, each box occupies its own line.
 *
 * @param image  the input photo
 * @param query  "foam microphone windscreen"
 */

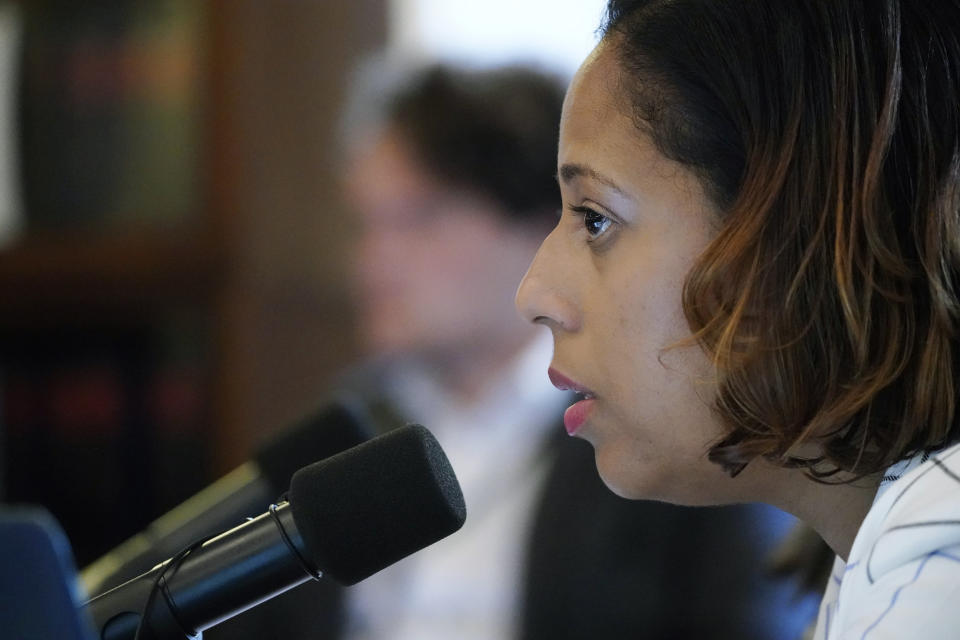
xmin=288 ymin=424 xmax=466 ymax=585
xmin=255 ymin=397 xmax=373 ymax=495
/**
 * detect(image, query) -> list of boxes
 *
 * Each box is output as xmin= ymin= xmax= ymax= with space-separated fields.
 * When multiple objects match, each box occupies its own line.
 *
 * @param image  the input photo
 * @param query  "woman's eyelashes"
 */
xmin=569 ymin=204 xmax=617 ymax=244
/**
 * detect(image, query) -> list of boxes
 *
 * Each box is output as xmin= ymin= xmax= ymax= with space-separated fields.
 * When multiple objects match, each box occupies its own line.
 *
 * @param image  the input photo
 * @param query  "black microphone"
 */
xmin=81 ymin=399 xmax=373 ymax=594
xmin=84 ymin=424 xmax=466 ymax=640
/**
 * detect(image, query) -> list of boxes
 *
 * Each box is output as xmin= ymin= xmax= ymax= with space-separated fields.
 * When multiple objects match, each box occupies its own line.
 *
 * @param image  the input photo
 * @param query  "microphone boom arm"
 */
xmin=86 ymin=502 xmax=316 ymax=640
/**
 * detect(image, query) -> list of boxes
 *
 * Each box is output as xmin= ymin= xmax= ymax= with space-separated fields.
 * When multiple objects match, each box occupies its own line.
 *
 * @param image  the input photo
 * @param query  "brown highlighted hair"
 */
xmin=602 ymin=0 xmax=960 ymax=478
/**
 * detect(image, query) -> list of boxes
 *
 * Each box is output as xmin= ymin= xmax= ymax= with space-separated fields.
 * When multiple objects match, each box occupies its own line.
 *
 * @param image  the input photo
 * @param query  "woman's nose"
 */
xmin=515 ymin=229 xmax=581 ymax=333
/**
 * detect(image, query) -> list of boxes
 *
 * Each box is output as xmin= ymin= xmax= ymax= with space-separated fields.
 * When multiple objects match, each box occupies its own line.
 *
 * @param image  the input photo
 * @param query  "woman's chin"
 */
xmin=592 ymin=446 xmax=672 ymax=501
xmin=593 ymin=445 xmax=740 ymax=506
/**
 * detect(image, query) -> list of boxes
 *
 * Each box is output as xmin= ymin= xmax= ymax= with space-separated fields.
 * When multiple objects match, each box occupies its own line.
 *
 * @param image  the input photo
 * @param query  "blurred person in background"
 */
xmin=210 ymin=61 xmax=817 ymax=640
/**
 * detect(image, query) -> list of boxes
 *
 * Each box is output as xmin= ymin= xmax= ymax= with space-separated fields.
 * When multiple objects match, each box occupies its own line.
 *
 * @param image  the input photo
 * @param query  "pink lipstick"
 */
xmin=548 ymin=368 xmax=596 ymax=436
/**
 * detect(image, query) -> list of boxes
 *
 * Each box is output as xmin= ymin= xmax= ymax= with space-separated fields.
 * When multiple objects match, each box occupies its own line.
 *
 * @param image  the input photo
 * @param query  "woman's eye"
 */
xmin=571 ymin=205 xmax=613 ymax=239
xmin=584 ymin=210 xmax=611 ymax=237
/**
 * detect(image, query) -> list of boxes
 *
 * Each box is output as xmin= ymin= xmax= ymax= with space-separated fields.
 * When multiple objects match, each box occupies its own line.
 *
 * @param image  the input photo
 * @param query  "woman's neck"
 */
xmin=765 ymin=466 xmax=881 ymax=561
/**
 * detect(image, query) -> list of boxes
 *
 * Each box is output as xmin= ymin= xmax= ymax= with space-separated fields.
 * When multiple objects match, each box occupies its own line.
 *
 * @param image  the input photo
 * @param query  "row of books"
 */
xmin=0 ymin=324 xmax=211 ymax=566
xmin=16 ymin=0 xmax=204 ymax=235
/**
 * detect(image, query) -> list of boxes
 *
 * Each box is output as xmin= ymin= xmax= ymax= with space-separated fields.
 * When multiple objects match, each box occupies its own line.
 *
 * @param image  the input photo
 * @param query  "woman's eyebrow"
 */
xmin=557 ymin=163 xmax=629 ymax=198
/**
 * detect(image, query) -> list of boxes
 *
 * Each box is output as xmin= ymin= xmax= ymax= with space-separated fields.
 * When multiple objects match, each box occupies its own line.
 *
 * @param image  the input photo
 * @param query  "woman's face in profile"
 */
xmin=517 ymin=41 xmax=760 ymax=504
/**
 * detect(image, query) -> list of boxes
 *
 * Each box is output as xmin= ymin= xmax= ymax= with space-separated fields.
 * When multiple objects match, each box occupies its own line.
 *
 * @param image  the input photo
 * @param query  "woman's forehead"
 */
xmin=563 ymin=41 xmax=625 ymax=123
xmin=560 ymin=51 xmax=636 ymax=162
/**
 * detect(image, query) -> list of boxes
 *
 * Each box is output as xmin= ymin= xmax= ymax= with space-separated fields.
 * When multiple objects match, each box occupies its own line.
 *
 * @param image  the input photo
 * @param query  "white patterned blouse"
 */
xmin=813 ymin=441 xmax=960 ymax=639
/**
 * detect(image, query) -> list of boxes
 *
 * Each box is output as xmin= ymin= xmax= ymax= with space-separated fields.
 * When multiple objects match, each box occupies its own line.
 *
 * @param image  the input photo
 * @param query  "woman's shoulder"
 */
xmin=820 ymin=444 xmax=960 ymax=639
xmin=858 ymin=441 xmax=960 ymax=581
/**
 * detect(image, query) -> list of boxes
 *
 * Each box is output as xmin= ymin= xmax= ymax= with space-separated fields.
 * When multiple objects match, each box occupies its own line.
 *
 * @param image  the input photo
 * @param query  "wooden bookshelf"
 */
xmin=0 ymin=0 xmax=387 ymax=563
xmin=0 ymin=228 xmax=225 ymax=321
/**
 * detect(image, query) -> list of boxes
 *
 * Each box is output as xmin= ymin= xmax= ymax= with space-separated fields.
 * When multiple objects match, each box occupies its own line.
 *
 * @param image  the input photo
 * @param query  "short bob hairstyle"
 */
xmin=601 ymin=0 xmax=960 ymax=478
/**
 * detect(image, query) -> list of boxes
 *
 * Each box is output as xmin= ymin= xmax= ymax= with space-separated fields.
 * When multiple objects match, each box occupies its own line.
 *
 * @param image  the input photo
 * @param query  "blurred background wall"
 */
xmin=0 ymin=0 xmax=603 ymax=567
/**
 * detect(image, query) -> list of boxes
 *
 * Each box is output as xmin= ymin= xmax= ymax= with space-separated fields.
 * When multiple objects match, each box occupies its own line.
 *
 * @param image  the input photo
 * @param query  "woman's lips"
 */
xmin=548 ymin=368 xmax=596 ymax=436
xmin=563 ymin=397 xmax=595 ymax=435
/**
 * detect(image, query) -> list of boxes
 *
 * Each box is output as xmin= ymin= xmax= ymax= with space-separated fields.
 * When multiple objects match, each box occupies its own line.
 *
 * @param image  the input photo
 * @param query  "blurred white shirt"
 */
xmin=341 ymin=331 xmax=564 ymax=640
